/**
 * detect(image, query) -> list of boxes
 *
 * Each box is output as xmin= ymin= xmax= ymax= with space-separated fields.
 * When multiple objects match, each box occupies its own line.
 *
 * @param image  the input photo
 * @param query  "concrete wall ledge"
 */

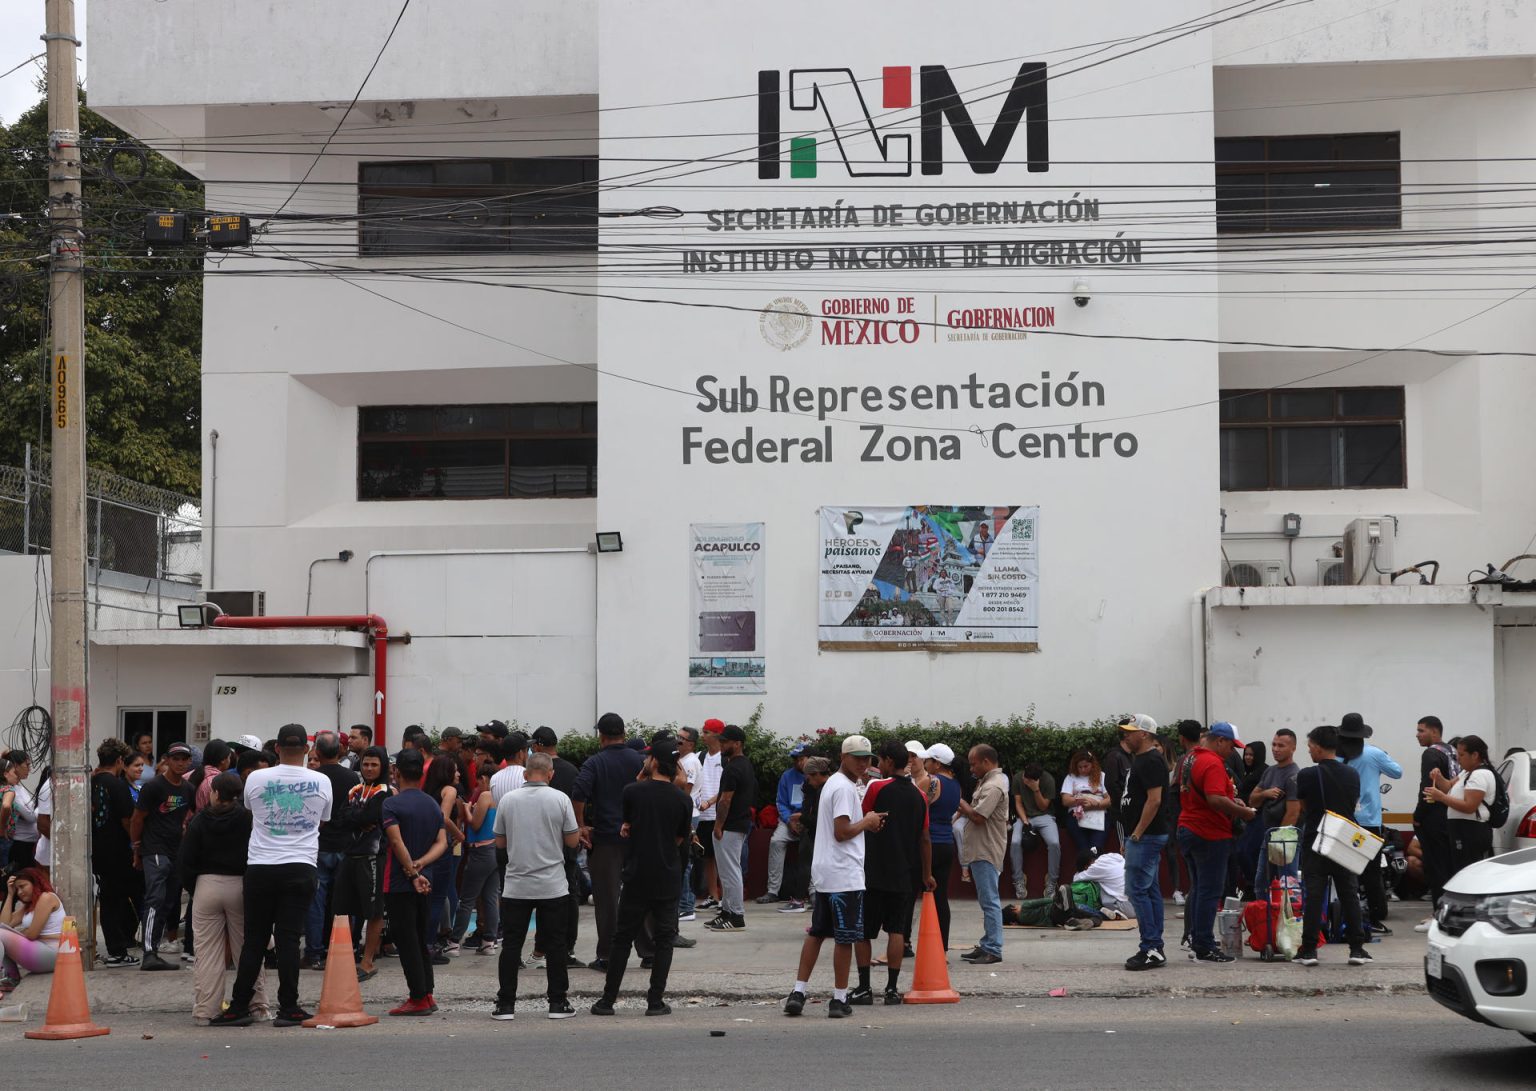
xmin=1204 ymin=585 xmax=1518 ymax=608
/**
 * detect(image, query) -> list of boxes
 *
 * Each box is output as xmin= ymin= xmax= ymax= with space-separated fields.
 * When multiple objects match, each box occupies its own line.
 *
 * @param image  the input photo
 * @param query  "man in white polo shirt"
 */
xmin=212 ymin=722 xmax=333 ymax=1029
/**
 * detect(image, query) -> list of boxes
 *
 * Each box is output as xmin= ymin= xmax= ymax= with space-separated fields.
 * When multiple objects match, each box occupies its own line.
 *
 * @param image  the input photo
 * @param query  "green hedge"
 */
xmin=541 ymin=706 xmax=1193 ymax=804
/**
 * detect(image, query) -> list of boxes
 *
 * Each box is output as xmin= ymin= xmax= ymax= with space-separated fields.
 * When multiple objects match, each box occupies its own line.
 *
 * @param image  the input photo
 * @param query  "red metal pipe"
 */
xmin=211 ymin=614 xmax=389 ymax=747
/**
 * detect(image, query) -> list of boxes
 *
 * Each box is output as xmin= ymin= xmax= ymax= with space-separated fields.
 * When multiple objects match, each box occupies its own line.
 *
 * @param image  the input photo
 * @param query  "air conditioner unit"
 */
xmin=204 ymin=589 xmax=266 ymax=617
xmin=1317 ymin=558 xmax=1348 ymax=586
xmin=1341 ymin=518 xmax=1395 ymax=586
xmin=1224 ymin=558 xmax=1286 ymax=587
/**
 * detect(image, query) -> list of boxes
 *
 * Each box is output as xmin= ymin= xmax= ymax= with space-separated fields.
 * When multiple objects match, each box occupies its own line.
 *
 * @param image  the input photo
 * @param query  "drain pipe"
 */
xmin=212 ymin=614 xmax=389 ymax=746
xmin=207 ymin=429 xmax=218 ymax=589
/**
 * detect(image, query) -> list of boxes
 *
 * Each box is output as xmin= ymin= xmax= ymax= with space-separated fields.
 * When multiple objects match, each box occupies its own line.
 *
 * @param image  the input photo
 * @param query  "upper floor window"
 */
xmin=358 ymin=158 xmax=598 ymax=255
xmin=1215 ymin=133 xmax=1400 ymax=233
xmin=359 ymin=403 xmax=597 ymax=500
xmin=1219 ymin=387 xmax=1404 ymax=490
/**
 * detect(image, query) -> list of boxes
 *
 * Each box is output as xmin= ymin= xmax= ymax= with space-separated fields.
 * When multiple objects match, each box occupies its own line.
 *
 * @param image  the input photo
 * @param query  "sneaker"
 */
xmin=547 ymin=1000 xmax=577 ymax=1019
xmin=704 ymin=914 xmax=746 ymax=932
xmin=442 ymin=941 xmax=462 ymax=957
xmin=527 ymin=951 xmax=546 ymax=967
xmin=754 ymin=893 xmax=783 ymax=904
xmin=157 ymin=938 xmax=181 ymax=953
xmin=208 ymin=1008 xmax=255 ymax=1028
xmin=100 ymin=954 xmax=140 ymax=968
xmin=783 ymin=990 xmax=806 ymax=1017
xmin=302 ymin=954 xmax=326 ymax=971
xmin=827 ymin=998 xmax=853 ymax=1019
xmin=778 ymin=899 xmax=808 ymax=914
xmin=272 ymin=1007 xmax=313 ymax=1027
xmin=1191 ymin=948 xmax=1235 ymax=964
xmin=1125 ymin=949 xmax=1167 ymax=972
xmin=959 ymin=947 xmax=984 ymax=961
xmin=565 ymin=952 xmax=585 ymax=967
xmin=388 ymin=996 xmax=437 ymax=1017
xmin=1101 ymin=908 xmax=1128 ymax=922
xmin=967 ymin=951 xmax=1003 ymax=965
xmin=140 ymin=953 xmax=177 ymax=972
xmin=640 ymin=957 xmax=655 ymax=969
xmin=478 ymin=940 xmax=500 ymax=956
xmin=1179 ymin=936 xmax=1192 ymax=950
xmin=696 ymin=897 xmax=719 ymax=911
xmin=181 ymin=952 xmax=197 ymax=965
xmin=645 ymin=1001 xmax=672 ymax=1016
xmin=588 ymin=958 xmax=609 ymax=972
xmin=1294 ymin=949 xmax=1319 ymax=966
xmin=847 ymin=985 xmax=875 ymax=1006
xmin=1414 ymin=918 xmax=1432 ymax=933
xmin=590 ymin=998 xmax=616 ymax=1016
xmin=1173 ymin=890 xmax=1186 ymax=906
xmin=1348 ymin=948 xmax=1374 ymax=966
xmin=1053 ymin=884 xmax=1075 ymax=913
xmin=1063 ymin=918 xmax=1096 ymax=931
xmin=883 ymin=987 xmax=904 ymax=1006
xmin=1368 ymin=922 xmax=1393 ymax=936
xmin=678 ymin=911 xmax=698 ymax=922
xmin=491 ymin=1001 xmax=516 ymax=1021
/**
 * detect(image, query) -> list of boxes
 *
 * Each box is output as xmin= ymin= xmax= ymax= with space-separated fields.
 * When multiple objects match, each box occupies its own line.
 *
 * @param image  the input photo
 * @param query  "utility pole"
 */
xmin=44 ymin=0 xmax=92 ymax=962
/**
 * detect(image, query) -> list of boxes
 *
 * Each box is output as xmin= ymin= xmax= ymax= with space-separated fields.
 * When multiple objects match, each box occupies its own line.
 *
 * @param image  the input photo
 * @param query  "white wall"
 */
xmin=1214 ymin=0 xmax=1536 ymax=67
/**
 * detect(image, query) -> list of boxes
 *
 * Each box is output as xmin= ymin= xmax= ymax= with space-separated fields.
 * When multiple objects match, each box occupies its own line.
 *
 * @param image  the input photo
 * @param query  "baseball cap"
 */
xmin=166 ymin=742 xmax=193 ymax=759
xmin=789 ymin=742 xmax=810 ymax=758
xmin=721 ymin=725 xmax=746 ymax=743
xmin=1208 ymin=721 xmax=1243 ymax=744
xmin=440 ymin=726 xmax=464 ymax=739
xmin=1120 ymin=714 xmax=1158 ymax=734
xmin=229 ymin=734 xmax=263 ymax=754
xmin=626 ymin=735 xmax=648 ymax=751
xmin=647 ymin=735 xmax=680 ymax=760
xmin=702 ymin=718 xmax=726 ymax=735
xmin=922 ymin=742 xmax=955 ymax=766
xmin=477 ymin=720 xmax=509 ymax=739
xmin=276 ymin=723 xmax=309 ymax=749
xmin=841 ymin=734 xmax=874 ymax=757
xmin=904 ymin=740 xmax=925 ymax=757
xmin=531 ymin=725 xmax=558 ymax=747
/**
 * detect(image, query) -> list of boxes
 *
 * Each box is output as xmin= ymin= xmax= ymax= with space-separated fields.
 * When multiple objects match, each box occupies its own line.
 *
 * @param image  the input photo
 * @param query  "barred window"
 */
xmin=1219 ymin=387 xmax=1404 ymax=490
xmin=359 ymin=404 xmax=597 ymax=500
xmin=1216 ymin=133 xmax=1400 ymax=233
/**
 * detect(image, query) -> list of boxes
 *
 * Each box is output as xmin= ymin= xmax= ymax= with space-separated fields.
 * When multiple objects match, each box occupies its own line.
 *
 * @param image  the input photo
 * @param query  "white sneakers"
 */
xmin=1414 ymin=918 xmax=1432 ymax=933
xmin=1173 ymin=891 xmax=1186 ymax=907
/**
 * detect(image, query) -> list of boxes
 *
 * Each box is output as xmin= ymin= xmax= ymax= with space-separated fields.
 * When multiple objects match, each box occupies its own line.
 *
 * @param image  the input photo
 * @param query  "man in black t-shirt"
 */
xmin=1117 ymin=716 xmax=1169 ymax=971
xmin=1413 ymin=714 xmax=1456 ymax=925
xmin=131 ymin=742 xmax=195 ymax=971
xmin=92 ymin=738 xmax=140 ymax=966
xmin=852 ymin=740 xmax=933 ymax=1005
xmin=706 ymin=725 xmax=755 ymax=931
xmin=1294 ymin=724 xmax=1368 ymax=967
xmin=304 ymin=730 xmax=360 ymax=969
xmin=591 ymin=737 xmax=693 ymax=1017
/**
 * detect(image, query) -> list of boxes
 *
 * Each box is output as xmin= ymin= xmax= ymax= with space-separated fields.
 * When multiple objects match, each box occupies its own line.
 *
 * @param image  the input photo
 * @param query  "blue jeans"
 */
xmin=306 ymin=850 xmax=345 ymax=958
xmin=1124 ymin=835 xmax=1167 ymax=953
xmin=970 ymin=859 xmax=1003 ymax=957
xmin=680 ymin=818 xmax=699 ymax=915
xmin=1062 ymin=813 xmax=1107 ymax=858
xmin=1176 ymin=827 xmax=1231 ymax=954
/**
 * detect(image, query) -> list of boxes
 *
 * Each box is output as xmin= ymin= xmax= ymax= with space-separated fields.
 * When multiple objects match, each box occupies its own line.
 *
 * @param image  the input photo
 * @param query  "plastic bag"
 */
xmin=1275 ymin=892 xmax=1303 ymax=958
xmin=1266 ymin=826 xmax=1299 ymax=866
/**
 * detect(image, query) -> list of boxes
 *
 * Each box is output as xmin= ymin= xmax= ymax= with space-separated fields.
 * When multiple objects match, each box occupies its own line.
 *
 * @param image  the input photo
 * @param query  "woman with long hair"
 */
xmin=1060 ymin=750 xmax=1110 ymax=855
xmin=422 ymin=754 xmax=466 ymax=958
xmin=0 ymin=866 xmax=64 ymax=991
xmin=1424 ymin=733 xmax=1498 ymax=876
xmin=445 ymin=752 xmax=501 ymax=956
xmin=4 ymin=751 xmax=40 ymax=869
xmin=180 ymin=772 xmax=268 ymax=1024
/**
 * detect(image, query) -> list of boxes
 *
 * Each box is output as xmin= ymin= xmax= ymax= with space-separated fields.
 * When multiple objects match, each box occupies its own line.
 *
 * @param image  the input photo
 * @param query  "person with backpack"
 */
xmin=1293 ymin=725 xmax=1370 ymax=968
xmin=1412 ymin=715 xmax=1458 ymax=931
xmin=1422 ymin=733 xmax=1500 ymax=877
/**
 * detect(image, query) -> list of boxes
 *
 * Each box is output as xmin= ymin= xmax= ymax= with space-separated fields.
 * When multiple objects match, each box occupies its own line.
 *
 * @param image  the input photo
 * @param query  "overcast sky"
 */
xmin=0 ymin=1 xmax=87 ymax=127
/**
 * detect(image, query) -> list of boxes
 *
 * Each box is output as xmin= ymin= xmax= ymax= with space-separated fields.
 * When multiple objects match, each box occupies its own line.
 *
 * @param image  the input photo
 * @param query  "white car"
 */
xmin=1494 ymin=749 xmax=1536 ymax=855
xmin=1426 ymin=847 xmax=1536 ymax=1042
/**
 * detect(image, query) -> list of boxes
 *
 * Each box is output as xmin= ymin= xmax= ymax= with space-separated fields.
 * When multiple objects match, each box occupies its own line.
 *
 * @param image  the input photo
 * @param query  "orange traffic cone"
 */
xmin=24 ymin=917 xmax=110 ymax=1040
xmin=301 ymin=917 xmax=378 ymax=1028
xmin=904 ymin=892 xmax=960 ymax=1004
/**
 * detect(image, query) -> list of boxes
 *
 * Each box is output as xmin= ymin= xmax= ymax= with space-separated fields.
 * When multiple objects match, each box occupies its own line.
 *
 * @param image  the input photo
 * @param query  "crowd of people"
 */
xmin=0 ymin=708 xmax=1501 ymax=1019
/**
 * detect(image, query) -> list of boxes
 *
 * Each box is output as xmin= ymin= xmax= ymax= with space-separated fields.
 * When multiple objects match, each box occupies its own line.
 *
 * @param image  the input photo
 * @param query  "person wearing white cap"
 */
xmin=921 ymin=743 xmax=961 ymax=951
xmin=783 ymin=735 xmax=886 ymax=1019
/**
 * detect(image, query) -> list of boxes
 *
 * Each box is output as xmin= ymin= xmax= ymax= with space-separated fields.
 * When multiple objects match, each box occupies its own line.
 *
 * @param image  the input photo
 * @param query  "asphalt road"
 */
xmin=5 ymin=995 xmax=1531 ymax=1087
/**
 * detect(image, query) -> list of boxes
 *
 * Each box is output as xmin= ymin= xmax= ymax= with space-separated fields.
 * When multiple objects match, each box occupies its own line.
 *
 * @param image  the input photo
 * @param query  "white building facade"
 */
xmin=56 ymin=0 xmax=1534 ymax=787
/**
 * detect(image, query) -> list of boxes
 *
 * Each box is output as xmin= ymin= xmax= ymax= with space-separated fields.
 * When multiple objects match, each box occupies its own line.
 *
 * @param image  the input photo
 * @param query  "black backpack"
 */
xmin=1487 ymin=770 xmax=1511 ymax=830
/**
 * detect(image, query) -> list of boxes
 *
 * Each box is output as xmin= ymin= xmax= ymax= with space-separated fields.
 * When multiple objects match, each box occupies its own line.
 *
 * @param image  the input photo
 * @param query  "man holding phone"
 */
xmin=782 ymin=735 xmax=886 ymax=1020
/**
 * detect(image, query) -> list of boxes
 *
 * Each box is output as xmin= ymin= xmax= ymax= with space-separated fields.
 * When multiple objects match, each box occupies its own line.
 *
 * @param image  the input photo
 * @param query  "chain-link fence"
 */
xmin=0 ymin=443 xmax=201 ymax=585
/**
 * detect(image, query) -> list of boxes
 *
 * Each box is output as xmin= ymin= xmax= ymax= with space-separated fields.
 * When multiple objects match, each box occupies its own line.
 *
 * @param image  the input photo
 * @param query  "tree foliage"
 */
xmin=0 ymin=89 xmax=203 ymax=494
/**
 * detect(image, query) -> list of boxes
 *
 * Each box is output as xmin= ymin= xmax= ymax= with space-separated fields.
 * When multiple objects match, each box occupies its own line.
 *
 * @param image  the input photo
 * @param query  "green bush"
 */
xmin=550 ymin=706 xmax=1194 ymax=806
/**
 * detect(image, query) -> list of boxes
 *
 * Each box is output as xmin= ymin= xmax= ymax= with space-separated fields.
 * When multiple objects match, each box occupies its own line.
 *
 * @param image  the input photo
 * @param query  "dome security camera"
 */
xmin=1071 ymin=279 xmax=1091 ymax=308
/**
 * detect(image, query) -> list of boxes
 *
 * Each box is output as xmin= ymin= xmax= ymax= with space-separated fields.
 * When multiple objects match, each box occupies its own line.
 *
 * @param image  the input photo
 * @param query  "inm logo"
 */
xmin=757 ymin=64 xmax=1048 ymax=180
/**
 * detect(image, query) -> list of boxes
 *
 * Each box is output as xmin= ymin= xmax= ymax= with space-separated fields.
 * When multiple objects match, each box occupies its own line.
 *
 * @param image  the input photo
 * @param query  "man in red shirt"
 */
xmin=1176 ymin=722 xmax=1257 ymax=964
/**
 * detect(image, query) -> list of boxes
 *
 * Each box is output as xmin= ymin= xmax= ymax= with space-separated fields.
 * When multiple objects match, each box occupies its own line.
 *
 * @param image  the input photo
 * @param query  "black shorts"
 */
xmin=697 ymin=820 xmax=716 ymax=858
xmin=332 ymin=855 xmax=380 ymax=919
xmin=808 ymin=891 xmax=865 ymax=946
xmin=863 ymin=889 xmax=915 ymax=940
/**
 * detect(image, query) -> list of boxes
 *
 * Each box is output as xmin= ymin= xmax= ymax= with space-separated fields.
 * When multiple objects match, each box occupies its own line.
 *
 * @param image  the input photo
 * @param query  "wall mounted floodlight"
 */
xmin=594 ymin=532 xmax=624 ymax=554
xmin=178 ymin=601 xmax=227 ymax=629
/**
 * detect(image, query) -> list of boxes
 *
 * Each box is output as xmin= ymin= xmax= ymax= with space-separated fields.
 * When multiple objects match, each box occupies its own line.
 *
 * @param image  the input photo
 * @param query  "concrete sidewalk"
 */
xmin=5 ymin=897 xmax=1431 ymax=1022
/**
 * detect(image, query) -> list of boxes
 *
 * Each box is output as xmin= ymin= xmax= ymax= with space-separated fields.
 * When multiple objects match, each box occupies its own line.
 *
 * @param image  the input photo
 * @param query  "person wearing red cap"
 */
xmin=1176 ymin=723 xmax=1256 ymax=964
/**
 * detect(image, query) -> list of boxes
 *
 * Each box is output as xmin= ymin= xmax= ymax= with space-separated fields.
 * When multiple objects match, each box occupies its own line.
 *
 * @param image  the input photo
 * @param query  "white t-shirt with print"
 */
xmin=1062 ymin=773 xmax=1108 ymax=831
xmin=680 ymin=751 xmax=702 ymax=818
xmin=811 ymin=771 xmax=866 ymax=893
xmin=243 ymin=764 xmax=334 ymax=866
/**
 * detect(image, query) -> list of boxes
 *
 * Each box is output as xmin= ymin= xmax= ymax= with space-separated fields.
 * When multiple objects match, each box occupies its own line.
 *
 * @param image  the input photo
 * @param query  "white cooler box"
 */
xmin=1313 ymin=811 xmax=1384 ymax=875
